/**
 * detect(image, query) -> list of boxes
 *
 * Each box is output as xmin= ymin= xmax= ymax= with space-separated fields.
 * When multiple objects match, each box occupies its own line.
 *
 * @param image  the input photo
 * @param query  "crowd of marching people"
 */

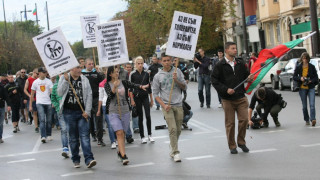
xmin=0 ymin=41 xmax=318 ymax=168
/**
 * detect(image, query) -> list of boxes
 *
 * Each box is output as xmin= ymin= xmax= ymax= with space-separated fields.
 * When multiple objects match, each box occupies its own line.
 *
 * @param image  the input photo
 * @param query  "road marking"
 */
xmin=308 ymin=126 xmax=320 ymax=129
xmin=61 ymin=170 xmax=93 ymax=177
xmin=0 ymin=148 xmax=60 ymax=158
xmin=300 ymin=143 xmax=320 ymax=147
xmin=250 ymin=148 xmax=277 ymax=153
xmin=188 ymin=122 xmax=211 ymax=132
xmin=185 ymin=155 xmax=214 ymax=160
xmin=32 ymin=136 xmax=41 ymax=152
xmin=191 ymin=119 xmax=221 ymax=132
xmin=7 ymin=158 xmax=36 ymax=164
xmin=164 ymin=139 xmax=190 ymax=144
xmin=2 ymin=134 xmax=13 ymax=139
xmin=261 ymin=130 xmax=285 ymax=134
xmin=152 ymin=135 xmax=169 ymax=139
xmin=127 ymin=162 xmax=154 ymax=168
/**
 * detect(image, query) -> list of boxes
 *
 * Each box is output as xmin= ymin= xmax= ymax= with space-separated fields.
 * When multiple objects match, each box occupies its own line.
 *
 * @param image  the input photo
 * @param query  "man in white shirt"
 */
xmin=30 ymin=67 xmax=53 ymax=143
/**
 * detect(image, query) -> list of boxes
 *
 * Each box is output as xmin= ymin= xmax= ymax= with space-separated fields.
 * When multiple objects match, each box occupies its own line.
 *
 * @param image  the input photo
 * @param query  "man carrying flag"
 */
xmin=211 ymin=42 xmax=253 ymax=154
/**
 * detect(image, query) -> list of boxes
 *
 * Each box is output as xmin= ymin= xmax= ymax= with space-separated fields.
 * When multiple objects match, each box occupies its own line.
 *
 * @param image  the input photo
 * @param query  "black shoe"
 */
xmin=182 ymin=123 xmax=188 ymax=129
xmin=156 ymin=106 xmax=160 ymax=110
xmin=98 ymin=140 xmax=106 ymax=147
xmin=262 ymin=122 xmax=269 ymax=128
xmin=238 ymin=144 xmax=249 ymax=153
xmin=230 ymin=148 xmax=238 ymax=154
xmin=207 ymin=105 xmax=210 ymax=108
xmin=200 ymin=103 xmax=204 ymax=108
xmin=274 ymin=120 xmax=281 ymax=127
xmin=121 ymin=154 xmax=129 ymax=165
xmin=126 ymin=136 xmax=134 ymax=144
xmin=92 ymin=136 xmax=97 ymax=142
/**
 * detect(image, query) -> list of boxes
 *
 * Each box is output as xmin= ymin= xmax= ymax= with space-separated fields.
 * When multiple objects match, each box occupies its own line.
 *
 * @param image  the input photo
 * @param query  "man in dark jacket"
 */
xmin=0 ymin=83 xmax=7 ymax=143
xmin=82 ymin=58 xmax=105 ymax=146
xmin=148 ymin=56 xmax=163 ymax=110
xmin=248 ymin=87 xmax=284 ymax=128
xmin=15 ymin=68 xmax=28 ymax=122
xmin=194 ymin=48 xmax=211 ymax=108
xmin=211 ymin=42 xmax=253 ymax=154
xmin=5 ymin=75 xmax=21 ymax=133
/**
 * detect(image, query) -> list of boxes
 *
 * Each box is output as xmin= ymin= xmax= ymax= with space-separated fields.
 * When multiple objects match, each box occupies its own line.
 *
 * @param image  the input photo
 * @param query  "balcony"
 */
xmin=293 ymin=0 xmax=307 ymax=7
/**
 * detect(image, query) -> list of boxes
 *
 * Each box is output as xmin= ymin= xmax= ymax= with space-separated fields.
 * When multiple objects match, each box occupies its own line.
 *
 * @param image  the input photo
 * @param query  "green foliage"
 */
xmin=122 ymin=0 xmax=232 ymax=56
xmin=0 ymin=20 xmax=43 ymax=74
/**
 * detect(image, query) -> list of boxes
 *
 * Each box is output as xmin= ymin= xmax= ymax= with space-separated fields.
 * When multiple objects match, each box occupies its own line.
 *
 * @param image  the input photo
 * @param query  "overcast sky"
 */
xmin=0 ymin=0 xmax=128 ymax=44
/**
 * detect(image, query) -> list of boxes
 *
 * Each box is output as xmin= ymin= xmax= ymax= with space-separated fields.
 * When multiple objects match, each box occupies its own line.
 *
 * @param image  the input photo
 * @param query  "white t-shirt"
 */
xmin=31 ymin=78 xmax=53 ymax=105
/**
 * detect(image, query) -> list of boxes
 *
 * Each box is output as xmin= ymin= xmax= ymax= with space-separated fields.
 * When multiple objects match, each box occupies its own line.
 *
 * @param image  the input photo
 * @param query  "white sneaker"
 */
xmin=111 ymin=142 xmax=117 ymax=149
xmin=173 ymin=154 xmax=181 ymax=162
xmin=41 ymin=137 xmax=46 ymax=143
xmin=141 ymin=137 xmax=147 ymax=144
xmin=47 ymin=136 xmax=53 ymax=141
xmin=148 ymin=135 xmax=155 ymax=143
xmin=218 ymin=103 xmax=222 ymax=108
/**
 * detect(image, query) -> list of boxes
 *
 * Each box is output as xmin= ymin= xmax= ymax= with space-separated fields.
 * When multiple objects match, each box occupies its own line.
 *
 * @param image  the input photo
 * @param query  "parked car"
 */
xmin=187 ymin=63 xmax=198 ymax=82
xmin=279 ymin=58 xmax=299 ymax=91
xmin=309 ymin=58 xmax=320 ymax=95
xmin=260 ymin=47 xmax=307 ymax=89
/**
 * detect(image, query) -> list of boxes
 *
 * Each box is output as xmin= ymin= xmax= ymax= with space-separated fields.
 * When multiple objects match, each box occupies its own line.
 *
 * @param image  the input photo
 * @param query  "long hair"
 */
xmin=107 ymin=66 xmax=115 ymax=82
xmin=300 ymin=52 xmax=310 ymax=63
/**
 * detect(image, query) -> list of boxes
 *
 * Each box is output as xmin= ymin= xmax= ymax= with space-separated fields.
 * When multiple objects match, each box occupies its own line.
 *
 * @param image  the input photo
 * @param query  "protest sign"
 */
xmin=80 ymin=15 xmax=100 ymax=48
xmin=166 ymin=11 xmax=202 ymax=60
xmin=32 ymin=27 xmax=79 ymax=77
xmin=95 ymin=20 xmax=129 ymax=67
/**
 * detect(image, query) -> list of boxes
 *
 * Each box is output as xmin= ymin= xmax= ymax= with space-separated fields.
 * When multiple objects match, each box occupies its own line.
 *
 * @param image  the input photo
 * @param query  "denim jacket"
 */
xmin=57 ymin=73 xmax=92 ymax=116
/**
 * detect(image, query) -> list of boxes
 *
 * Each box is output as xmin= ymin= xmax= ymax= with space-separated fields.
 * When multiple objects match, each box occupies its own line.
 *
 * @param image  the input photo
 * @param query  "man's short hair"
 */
xmin=225 ymin=42 xmax=236 ymax=50
xmin=217 ymin=49 xmax=224 ymax=53
xmin=125 ymin=63 xmax=132 ymax=67
xmin=77 ymin=57 xmax=85 ymax=61
xmin=85 ymin=58 xmax=93 ymax=64
xmin=161 ymin=53 xmax=172 ymax=60
xmin=256 ymin=87 xmax=266 ymax=100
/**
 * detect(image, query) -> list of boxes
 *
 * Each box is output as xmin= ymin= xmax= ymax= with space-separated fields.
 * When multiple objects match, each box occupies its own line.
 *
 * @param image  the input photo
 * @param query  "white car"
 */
xmin=309 ymin=58 xmax=320 ymax=95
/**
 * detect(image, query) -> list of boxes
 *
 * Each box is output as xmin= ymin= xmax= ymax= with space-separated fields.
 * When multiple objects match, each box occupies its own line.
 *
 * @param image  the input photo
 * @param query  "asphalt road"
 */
xmin=1 ymin=82 xmax=320 ymax=180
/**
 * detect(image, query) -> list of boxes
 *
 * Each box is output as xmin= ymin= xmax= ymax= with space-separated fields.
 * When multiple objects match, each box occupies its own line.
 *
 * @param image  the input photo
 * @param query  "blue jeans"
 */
xmin=58 ymin=114 xmax=69 ymax=148
xmin=299 ymin=88 xmax=316 ymax=122
xmin=154 ymin=97 xmax=160 ymax=108
xmin=0 ymin=108 xmax=4 ymax=139
xmin=52 ymin=108 xmax=59 ymax=127
xmin=63 ymin=109 xmax=94 ymax=165
xmin=132 ymin=116 xmax=139 ymax=130
xmin=36 ymin=104 xmax=52 ymax=138
xmin=183 ymin=110 xmax=193 ymax=123
xmin=102 ymin=106 xmax=116 ymax=143
xmin=198 ymin=74 xmax=211 ymax=105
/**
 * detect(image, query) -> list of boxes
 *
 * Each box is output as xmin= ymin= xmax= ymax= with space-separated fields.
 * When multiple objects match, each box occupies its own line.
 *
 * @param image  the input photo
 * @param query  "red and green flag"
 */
xmin=245 ymin=32 xmax=316 ymax=94
xmin=32 ymin=8 xmax=37 ymax=15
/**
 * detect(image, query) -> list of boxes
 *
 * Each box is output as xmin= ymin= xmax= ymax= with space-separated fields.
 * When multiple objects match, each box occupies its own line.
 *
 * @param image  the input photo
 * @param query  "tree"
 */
xmin=122 ymin=0 xmax=232 ymax=56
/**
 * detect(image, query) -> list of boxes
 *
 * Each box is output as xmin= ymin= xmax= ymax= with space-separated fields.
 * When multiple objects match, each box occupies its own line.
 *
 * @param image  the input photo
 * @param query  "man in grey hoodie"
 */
xmin=152 ymin=53 xmax=187 ymax=162
xmin=58 ymin=66 xmax=96 ymax=168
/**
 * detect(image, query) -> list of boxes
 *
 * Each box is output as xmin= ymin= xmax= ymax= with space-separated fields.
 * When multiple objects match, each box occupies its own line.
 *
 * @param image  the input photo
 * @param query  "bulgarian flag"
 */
xmin=245 ymin=32 xmax=316 ymax=94
xmin=33 ymin=8 xmax=37 ymax=15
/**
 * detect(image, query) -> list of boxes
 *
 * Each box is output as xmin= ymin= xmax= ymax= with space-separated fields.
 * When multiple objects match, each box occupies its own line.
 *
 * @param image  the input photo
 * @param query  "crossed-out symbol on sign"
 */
xmin=86 ymin=22 xmax=96 ymax=35
xmin=44 ymin=40 xmax=64 ymax=60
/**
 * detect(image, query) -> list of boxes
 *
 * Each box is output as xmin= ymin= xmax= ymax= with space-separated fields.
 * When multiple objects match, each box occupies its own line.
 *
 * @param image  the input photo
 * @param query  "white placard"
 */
xmin=248 ymin=25 xmax=260 ymax=42
xmin=95 ymin=20 xmax=129 ymax=67
xmin=32 ymin=27 xmax=79 ymax=77
xmin=80 ymin=15 xmax=100 ymax=48
xmin=166 ymin=11 xmax=202 ymax=60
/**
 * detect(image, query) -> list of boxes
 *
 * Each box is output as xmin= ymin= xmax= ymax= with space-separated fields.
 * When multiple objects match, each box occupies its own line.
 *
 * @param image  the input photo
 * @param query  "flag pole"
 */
xmin=93 ymin=48 xmax=97 ymax=67
xmin=233 ymin=32 xmax=316 ymax=91
xmin=35 ymin=3 xmax=39 ymax=26
xmin=46 ymin=1 xmax=50 ymax=31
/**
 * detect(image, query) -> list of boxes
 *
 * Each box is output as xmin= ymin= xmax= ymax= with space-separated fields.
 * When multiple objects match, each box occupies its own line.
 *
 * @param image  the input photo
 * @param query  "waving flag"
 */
xmin=33 ymin=8 xmax=37 ymax=15
xmin=245 ymin=32 xmax=316 ymax=94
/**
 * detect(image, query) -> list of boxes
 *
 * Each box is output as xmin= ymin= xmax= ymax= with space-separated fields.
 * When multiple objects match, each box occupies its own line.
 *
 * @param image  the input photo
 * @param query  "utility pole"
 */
xmin=309 ymin=0 xmax=320 ymax=57
xmin=2 ymin=0 xmax=7 ymax=37
xmin=35 ymin=3 xmax=39 ymax=25
xmin=21 ymin=5 xmax=31 ymax=21
xmin=46 ymin=1 xmax=50 ymax=30
xmin=240 ymin=0 xmax=249 ymax=59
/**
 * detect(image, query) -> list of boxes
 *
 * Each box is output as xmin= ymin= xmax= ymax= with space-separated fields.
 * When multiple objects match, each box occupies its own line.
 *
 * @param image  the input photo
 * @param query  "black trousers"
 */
xmin=134 ymin=96 xmax=152 ymax=138
xmin=90 ymin=97 xmax=104 ymax=141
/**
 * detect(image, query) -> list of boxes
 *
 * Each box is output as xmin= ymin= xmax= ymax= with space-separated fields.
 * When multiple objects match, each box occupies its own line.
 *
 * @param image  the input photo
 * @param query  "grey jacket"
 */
xmin=57 ymin=73 xmax=92 ymax=116
xmin=152 ymin=67 xmax=187 ymax=106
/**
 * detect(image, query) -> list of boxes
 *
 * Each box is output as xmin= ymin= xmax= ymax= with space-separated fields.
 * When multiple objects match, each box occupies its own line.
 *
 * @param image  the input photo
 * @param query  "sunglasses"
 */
xmin=21 ymin=72 xmax=26 ymax=73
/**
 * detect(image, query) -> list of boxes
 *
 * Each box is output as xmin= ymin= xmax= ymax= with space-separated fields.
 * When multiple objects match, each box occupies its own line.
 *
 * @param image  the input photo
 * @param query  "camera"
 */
xmin=303 ymin=77 xmax=310 ymax=86
xmin=195 ymin=52 xmax=201 ymax=60
xmin=251 ymin=111 xmax=262 ymax=129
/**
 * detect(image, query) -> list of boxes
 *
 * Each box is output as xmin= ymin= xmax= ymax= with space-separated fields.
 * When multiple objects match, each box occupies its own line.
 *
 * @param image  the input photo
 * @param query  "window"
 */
xmin=273 ymin=0 xmax=278 ymax=2
xmin=261 ymin=0 xmax=265 ymax=6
